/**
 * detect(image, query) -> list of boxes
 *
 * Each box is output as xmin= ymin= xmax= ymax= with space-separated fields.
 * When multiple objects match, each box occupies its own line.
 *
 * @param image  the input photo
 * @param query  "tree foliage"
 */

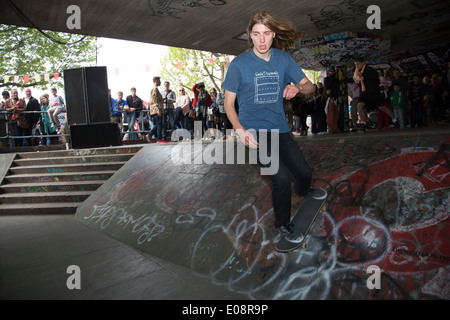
xmin=159 ymin=47 xmax=232 ymax=93
xmin=0 ymin=24 xmax=97 ymax=90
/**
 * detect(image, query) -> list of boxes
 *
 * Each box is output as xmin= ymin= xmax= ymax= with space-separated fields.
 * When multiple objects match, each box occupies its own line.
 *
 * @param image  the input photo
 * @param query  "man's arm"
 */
xmin=284 ymin=77 xmax=315 ymax=99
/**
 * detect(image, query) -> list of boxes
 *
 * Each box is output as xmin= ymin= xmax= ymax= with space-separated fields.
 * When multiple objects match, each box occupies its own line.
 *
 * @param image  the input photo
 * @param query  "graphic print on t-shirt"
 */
xmin=254 ymin=71 xmax=280 ymax=104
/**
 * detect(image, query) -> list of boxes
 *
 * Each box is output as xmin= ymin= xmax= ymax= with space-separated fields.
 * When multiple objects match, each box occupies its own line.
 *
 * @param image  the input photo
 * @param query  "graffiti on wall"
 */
xmin=79 ymin=139 xmax=449 ymax=299
xmin=147 ymin=0 xmax=226 ymax=19
xmin=291 ymin=32 xmax=391 ymax=70
xmin=306 ymin=0 xmax=366 ymax=31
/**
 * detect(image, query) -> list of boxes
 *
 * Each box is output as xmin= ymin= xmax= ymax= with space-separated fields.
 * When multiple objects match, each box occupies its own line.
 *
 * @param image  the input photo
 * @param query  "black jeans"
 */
xmin=256 ymin=132 xmax=312 ymax=228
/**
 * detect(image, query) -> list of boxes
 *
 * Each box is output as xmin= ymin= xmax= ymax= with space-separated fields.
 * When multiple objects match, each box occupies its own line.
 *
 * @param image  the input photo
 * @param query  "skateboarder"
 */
xmin=223 ymin=10 xmax=326 ymax=245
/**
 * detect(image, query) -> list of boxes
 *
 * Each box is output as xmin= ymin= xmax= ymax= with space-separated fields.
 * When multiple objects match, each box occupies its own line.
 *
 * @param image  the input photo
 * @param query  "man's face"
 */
xmin=131 ymin=89 xmax=136 ymax=97
xmin=51 ymin=90 xmax=57 ymax=96
xmin=250 ymin=23 xmax=275 ymax=56
xmin=164 ymin=82 xmax=170 ymax=90
xmin=118 ymin=92 xmax=123 ymax=100
xmin=25 ymin=88 xmax=31 ymax=98
xmin=354 ymin=61 xmax=364 ymax=71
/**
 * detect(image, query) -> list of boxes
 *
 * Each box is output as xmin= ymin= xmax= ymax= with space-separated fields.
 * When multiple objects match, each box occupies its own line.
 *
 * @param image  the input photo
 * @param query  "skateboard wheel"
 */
xmin=301 ymin=242 xmax=307 ymax=249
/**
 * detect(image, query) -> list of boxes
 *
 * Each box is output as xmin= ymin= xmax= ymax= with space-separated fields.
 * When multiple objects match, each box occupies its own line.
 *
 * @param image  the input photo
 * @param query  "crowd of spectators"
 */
xmin=288 ymin=58 xmax=450 ymax=136
xmin=109 ymin=78 xmax=234 ymax=144
xmin=1 ymin=59 xmax=448 ymax=148
xmin=0 ymin=87 xmax=66 ymax=147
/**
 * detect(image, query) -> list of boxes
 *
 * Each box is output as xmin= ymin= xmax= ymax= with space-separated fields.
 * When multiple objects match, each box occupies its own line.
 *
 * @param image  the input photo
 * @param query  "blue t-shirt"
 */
xmin=111 ymin=98 xmax=127 ymax=117
xmin=223 ymin=48 xmax=306 ymax=133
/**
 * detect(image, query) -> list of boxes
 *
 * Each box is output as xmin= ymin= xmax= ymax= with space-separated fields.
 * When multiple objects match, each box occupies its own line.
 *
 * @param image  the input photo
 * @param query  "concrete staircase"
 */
xmin=0 ymin=146 xmax=142 ymax=215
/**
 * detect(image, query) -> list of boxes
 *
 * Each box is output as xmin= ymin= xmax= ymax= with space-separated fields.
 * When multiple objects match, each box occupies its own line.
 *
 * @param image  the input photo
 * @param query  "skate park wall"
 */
xmin=76 ymin=132 xmax=450 ymax=299
xmin=0 ymin=153 xmax=16 ymax=184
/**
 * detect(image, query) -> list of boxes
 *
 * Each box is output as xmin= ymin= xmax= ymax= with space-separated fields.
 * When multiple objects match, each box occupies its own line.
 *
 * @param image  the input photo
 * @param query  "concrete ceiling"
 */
xmin=1 ymin=0 xmax=449 ymax=69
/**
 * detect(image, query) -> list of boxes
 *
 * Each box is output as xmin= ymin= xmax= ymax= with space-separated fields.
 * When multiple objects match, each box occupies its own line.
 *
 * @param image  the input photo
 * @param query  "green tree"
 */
xmin=0 ymin=24 xmax=97 ymax=90
xmin=304 ymin=70 xmax=322 ymax=84
xmin=159 ymin=47 xmax=232 ymax=93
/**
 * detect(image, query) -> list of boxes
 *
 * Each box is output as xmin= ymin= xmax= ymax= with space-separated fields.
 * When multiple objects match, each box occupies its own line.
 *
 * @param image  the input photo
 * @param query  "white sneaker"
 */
xmin=277 ymin=224 xmax=304 ymax=244
xmin=308 ymin=188 xmax=327 ymax=200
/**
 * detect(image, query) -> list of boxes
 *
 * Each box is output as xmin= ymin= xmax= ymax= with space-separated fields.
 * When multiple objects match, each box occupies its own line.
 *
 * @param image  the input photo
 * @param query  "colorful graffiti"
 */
xmin=77 ymin=137 xmax=450 ymax=299
xmin=291 ymin=32 xmax=391 ymax=70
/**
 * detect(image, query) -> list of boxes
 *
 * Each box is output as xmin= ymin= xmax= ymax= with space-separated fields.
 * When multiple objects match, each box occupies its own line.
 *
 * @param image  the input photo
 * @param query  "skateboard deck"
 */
xmin=275 ymin=189 xmax=327 ymax=253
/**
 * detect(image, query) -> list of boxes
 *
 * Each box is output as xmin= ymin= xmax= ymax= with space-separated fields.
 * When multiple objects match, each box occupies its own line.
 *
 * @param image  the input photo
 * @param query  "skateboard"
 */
xmin=275 ymin=188 xmax=327 ymax=253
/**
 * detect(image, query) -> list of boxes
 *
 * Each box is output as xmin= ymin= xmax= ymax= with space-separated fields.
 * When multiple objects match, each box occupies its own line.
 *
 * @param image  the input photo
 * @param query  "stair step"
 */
xmin=0 ymin=191 xmax=92 ymax=204
xmin=0 ymin=145 xmax=141 ymax=215
xmin=0 ymin=202 xmax=80 ymax=215
xmin=9 ymin=162 xmax=126 ymax=174
xmin=3 ymin=171 xmax=116 ymax=183
xmin=15 ymin=146 xmax=142 ymax=159
xmin=0 ymin=181 xmax=105 ymax=193
xmin=13 ymin=154 xmax=134 ymax=166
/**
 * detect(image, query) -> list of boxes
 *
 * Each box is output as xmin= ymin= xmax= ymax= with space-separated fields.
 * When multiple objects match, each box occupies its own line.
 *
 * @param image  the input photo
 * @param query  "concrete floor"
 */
xmin=0 ymin=214 xmax=246 ymax=300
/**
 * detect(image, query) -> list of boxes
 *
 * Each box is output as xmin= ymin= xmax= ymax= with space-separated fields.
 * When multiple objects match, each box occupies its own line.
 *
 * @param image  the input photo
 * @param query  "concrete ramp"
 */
xmin=76 ymin=130 xmax=450 ymax=299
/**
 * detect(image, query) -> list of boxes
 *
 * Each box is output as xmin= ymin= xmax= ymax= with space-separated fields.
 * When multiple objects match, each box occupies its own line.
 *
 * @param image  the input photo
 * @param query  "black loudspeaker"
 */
xmin=64 ymin=66 xmax=111 ymax=125
xmin=70 ymin=123 xmax=121 ymax=149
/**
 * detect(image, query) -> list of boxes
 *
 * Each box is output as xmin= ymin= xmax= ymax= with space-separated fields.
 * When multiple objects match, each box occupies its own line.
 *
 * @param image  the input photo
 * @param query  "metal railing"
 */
xmin=0 ymin=109 xmax=160 ymax=147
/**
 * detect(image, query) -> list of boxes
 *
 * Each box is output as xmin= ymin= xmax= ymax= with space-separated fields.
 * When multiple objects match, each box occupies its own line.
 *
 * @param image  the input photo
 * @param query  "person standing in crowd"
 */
xmin=223 ymin=10 xmax=325 ymax=246
xmin=422 ymin=75 xmax=432 ymax=126
xmin=208 ymin=87 xmax=218 ymax=131
xmin=39 ymin=95 xmax=57 ymax=146
xmin=392 ymin=69 xmax=409 ymax=98
xmin=408 ymin=74 xmax=426 ymax=128
xmin=192 ymin=82 xmax=212 ymax=134
xmin=162 ymin=81 xmax=177 ymax=137
xmin=392 ymin=69 xmax=410 ymax=126
xmin=0 ymin=91 xmax=10 ymax=147
xmin=390 ymin=83 xmax=405 ymax=128
xmin=111 ymin=91 xmax=127 ymax=134
xmin=324 ymin=66 xmax=340 ymax=133
xmin=124 ymin=87 xmax=143 ymax=140
xmin=175 ymin=87 xmax=190 ymax=130
xmin=23 ymin=88 xmax=41 ymax=146
xmin=310 ymin=85 xmax=327 ymax=135
xmin=146 ymin=76 xmax=166 ymax=143
xmin=216 ymin=83 xmax=232 ymax=139
xmin=5 ymin=89 xmax=26 ymax=147
xmin=47 ymin=88 xmax=65 ymax=131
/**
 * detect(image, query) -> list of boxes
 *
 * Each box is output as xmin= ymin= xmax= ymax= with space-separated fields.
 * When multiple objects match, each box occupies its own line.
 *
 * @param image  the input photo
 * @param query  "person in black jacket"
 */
xmin=23 ymin=88 xmax=41 ymax=146
xmin=324 ymin=66 xmax=340 ymax=99
xmin=353 ymin=57 xmax=397 ymax=128
xmin=125 ymin=87 xmax=143 ymax=140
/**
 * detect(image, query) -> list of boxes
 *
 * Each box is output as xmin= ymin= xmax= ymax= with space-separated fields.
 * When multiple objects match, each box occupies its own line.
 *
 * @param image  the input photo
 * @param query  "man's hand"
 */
xmin=235 ymin=128 xmax=259 ymax=149
xmin=283 ymin=84 xmax=300 ymax=100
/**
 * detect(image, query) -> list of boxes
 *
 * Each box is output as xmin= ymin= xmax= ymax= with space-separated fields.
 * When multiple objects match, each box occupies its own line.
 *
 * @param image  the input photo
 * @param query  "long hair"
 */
xmin=247 ymin=10 xmax=305 ymax=51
